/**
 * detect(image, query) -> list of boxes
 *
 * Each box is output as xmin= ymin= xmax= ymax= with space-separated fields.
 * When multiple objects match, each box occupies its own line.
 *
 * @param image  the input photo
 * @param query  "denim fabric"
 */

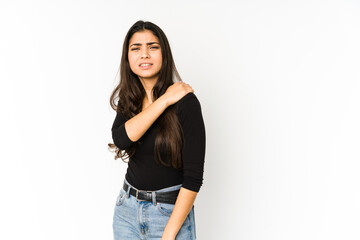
xmin=113 ymin=178 xmax=196 ymax=240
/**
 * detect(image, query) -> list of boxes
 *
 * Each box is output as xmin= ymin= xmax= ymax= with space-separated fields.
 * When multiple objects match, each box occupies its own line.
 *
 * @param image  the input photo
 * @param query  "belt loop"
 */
xmin=126 ymin=183 xmax=131 ymax=198
xmin=151 ymin=191 xmax=157 ymax=205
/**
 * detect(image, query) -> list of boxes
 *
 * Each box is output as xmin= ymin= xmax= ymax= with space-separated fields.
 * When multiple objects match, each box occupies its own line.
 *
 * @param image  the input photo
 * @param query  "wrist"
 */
xmin=158 ymin=94 xmax=170 ymax=108
xmin=162 ymin=230 xmax=176 ymax=239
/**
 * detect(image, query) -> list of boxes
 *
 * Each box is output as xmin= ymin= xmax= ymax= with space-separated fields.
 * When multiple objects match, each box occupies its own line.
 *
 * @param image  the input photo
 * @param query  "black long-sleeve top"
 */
xmin=111 ymin=92 xmax=206 ymax=192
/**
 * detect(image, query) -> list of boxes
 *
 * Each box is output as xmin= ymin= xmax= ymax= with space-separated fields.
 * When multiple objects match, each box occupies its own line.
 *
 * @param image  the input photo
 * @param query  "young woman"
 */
xmin=108 ymin=20 xmax=206 ymax=240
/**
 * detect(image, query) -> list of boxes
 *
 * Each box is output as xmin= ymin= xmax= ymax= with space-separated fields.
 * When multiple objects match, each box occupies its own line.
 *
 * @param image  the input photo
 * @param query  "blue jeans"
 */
xmin=112 ymin=178 xmax=197 ymax=239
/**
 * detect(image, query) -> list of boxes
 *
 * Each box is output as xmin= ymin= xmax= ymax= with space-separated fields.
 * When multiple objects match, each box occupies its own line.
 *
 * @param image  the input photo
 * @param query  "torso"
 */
xmin=112 ymin=92 xmax=205 ymax=192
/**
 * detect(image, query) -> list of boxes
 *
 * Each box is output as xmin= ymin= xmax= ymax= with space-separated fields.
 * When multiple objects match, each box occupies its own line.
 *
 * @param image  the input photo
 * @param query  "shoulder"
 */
xmin=175 ymin=92 xmax=202 ymax=116
xmin=175 ymin=92 xmax=200 ymax=107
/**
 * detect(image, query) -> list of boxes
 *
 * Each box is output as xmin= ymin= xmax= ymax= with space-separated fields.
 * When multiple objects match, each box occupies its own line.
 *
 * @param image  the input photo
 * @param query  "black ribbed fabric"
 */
xmin=111 ymin=92 xmax=206 ymax=192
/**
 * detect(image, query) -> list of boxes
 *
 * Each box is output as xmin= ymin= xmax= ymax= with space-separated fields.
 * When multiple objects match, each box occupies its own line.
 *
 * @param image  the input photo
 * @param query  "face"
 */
xmin=128 ymin=30 xmax=162 ymax=83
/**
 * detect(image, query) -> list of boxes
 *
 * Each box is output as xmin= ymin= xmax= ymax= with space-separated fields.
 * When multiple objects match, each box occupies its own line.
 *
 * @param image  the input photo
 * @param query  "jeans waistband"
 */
xmin=123 ymin=177 xmax=182 ymax=193
xmin=123 ymin=178 xmax=182 ymax=204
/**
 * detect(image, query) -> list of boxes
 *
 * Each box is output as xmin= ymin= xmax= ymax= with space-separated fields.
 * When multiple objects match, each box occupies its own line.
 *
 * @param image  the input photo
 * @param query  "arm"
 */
xmin=112 ymin=94 xmax=169 ymax=149
xmin=112 ymin=82 xmax=194 ymax=149
xmin=162 ymin=188 xmax=197 ymax=239
xmin=162 ymin=93 xmax=206 ymax=239
xmin=125 ymin=94 xmax=169 ymax=142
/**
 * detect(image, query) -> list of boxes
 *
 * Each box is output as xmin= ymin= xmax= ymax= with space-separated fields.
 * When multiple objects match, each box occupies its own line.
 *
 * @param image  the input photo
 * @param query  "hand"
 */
xmin=161 ymin=227 xmax=176 ymax=240
xmin=163 ymin=81 xmax=194 ymax=106
xmin=161 ymin=232 xmax=176 ymax=240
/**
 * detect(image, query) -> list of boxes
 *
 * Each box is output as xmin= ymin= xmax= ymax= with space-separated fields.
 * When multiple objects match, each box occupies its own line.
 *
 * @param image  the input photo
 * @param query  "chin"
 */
xmin=137 ymin=72 xmax=160 ymax=79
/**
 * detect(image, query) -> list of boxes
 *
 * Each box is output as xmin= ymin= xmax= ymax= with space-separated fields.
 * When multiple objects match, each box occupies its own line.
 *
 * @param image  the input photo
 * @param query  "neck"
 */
xmin=139 ymin=76 xmax=158 ymax=103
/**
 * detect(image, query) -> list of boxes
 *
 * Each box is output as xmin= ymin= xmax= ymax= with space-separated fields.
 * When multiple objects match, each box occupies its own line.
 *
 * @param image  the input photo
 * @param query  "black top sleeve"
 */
xmin=177 ymin=93 xmax=206 ymax=192
xmin=111 ymin=108 xmax=136 ymax=149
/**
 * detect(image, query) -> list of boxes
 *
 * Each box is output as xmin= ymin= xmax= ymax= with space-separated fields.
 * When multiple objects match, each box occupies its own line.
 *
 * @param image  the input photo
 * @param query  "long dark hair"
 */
xmin=108 ymin=20 xmax=184 ymax=170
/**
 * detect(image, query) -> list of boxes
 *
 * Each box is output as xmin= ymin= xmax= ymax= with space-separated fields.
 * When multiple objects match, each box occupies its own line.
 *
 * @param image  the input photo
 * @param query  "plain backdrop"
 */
xmin=1 ymin=0 xmax=359 ymax=239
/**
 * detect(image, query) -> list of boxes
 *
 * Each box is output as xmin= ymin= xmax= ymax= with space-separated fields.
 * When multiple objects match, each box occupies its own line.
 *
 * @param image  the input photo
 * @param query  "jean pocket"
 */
xmin=115 ymin=189 xmax=126 ymax=206
xmin=156 ymin=202 xmax=175 ymax=217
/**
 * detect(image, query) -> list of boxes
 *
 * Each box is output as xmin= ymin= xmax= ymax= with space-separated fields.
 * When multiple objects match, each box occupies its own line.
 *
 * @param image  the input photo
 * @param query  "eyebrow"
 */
xmin=129 ymin=42 xmax=160 ymax=48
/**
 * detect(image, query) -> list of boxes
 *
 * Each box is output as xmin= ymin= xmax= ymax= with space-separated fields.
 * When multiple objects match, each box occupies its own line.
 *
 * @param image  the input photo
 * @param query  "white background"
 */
xmin=1 ymin=0 xmax=359 ymax=239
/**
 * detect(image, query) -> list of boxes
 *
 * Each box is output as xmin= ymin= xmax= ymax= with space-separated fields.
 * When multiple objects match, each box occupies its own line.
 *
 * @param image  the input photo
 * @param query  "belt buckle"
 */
xmin=135 ymin=189 xmax=149 ymax=201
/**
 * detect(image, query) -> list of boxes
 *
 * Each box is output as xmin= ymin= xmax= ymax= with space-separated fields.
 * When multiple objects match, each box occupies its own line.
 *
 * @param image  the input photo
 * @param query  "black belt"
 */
xmin=123 ymin=181 xmax=180 ymax=204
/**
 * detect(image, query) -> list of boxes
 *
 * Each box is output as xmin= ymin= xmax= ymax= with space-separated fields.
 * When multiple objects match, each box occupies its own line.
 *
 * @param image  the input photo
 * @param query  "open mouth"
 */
xmin=139 ymin=63 xmax=153 ymax=69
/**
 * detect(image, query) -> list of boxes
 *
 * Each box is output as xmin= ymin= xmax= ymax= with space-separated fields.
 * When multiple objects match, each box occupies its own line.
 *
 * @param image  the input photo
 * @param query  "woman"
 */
xmin=108 ymin=20 xmax=206 ymax=240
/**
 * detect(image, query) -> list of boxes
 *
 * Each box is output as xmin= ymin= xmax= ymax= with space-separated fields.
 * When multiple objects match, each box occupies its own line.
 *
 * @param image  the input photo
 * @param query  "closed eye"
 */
xmin=130 ymin=46 xmax=159 ymax=51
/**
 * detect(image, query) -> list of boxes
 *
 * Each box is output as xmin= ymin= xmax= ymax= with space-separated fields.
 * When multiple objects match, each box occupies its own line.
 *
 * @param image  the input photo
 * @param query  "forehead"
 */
xmin=129 ymin=30 xmax=159 ymax=45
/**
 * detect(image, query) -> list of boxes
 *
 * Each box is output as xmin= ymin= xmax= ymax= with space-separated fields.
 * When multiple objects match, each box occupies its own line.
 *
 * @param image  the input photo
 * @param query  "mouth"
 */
xmin=139 ymin=63 xmax=153 ymax=69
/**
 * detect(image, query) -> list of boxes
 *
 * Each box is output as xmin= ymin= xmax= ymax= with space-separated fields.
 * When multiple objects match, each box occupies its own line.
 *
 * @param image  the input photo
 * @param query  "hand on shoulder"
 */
xmin=163 ymin=81 xmax=194 ymax=106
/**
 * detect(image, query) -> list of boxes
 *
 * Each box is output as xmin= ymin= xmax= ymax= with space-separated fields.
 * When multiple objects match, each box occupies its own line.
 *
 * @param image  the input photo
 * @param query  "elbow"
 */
xmin=112 ymin=134 xmax=135 ymax=149
xmin=182 ymin=175 xmax=204 ymax=193
xmin=111 ymin=124 xmax=136 ymax=149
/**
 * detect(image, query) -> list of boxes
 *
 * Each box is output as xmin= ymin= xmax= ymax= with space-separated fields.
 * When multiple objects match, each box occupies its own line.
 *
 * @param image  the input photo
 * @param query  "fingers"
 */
xmin=175 ymin=81 xmax=194 ymax=94
xmin=180 ymin=82 xmax=193 ymax=91
xmin=185 ymin=83 xmax=194 ymax=93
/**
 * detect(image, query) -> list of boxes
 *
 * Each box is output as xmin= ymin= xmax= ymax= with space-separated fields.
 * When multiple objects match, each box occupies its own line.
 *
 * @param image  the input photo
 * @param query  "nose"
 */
xmin=141 ymin=48 xmax=150 ymax=58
